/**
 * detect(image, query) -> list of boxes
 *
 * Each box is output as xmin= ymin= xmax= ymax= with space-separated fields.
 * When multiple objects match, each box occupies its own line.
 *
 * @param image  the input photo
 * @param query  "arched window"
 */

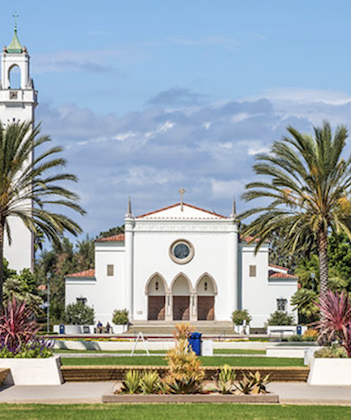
xmin=8 ymin=65 xmax=21 ymax=89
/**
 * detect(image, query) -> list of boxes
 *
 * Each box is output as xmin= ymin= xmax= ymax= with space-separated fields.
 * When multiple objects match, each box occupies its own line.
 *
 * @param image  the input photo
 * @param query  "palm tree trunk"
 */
xmin=0 ymin=221 xmax=4 ymax=313
xmin=318 ymin=230 xmax=329 ymax=297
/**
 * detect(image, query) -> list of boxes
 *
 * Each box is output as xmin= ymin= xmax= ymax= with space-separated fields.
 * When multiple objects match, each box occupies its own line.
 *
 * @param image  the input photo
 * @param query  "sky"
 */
xmin=2 ymin=0 xmax=351 ymax=238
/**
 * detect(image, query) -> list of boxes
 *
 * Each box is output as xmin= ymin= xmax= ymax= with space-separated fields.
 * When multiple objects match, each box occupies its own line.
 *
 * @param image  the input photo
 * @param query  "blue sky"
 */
xmin=2 ymin=1 xmax=351 ymax=237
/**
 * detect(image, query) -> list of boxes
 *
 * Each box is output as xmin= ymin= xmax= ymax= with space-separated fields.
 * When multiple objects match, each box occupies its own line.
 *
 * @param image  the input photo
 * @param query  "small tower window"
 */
xmin=8 ymin=65 xmax=21 ymax=89
xmin=107 ymin=265 xmax=114 ymax=276
xmin=249 ymin=265 xmax=257 ymax=277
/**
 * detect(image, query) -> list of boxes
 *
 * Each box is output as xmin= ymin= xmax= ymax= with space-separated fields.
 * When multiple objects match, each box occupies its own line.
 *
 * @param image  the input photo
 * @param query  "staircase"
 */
xmin=127 ymin=321 xmax=235 ymax=337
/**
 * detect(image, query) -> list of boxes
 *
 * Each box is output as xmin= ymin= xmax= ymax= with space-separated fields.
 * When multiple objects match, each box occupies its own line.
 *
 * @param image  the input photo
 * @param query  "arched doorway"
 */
xmin=146 ymin=273 xmax=167 ymax=320
xmin=196 ymin=274 xmax=217 ymax=321
xmin=171 ymin=274 xmax=192 ymax=321
xmin=8 ymin=64 xmax=21 ymax=89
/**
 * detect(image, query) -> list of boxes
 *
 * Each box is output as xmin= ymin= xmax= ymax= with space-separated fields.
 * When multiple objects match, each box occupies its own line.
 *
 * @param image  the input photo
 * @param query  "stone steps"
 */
xmin=61 ymin=366 xmax=309 ymax=382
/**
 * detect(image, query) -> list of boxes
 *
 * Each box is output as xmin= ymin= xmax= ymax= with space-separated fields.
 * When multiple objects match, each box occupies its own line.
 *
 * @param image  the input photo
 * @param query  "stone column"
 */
xmin=165 ymin=293 xmax=172 ymax=321
xmin=190 ymin=293 xmax=197 ymax=321
xmin=124 ymin=215 xmax=134 ymax=320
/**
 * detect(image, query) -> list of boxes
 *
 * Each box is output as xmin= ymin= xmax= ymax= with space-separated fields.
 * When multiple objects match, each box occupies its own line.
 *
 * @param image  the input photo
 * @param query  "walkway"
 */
xmin=0 ymin=382 xmax=351 ymax=405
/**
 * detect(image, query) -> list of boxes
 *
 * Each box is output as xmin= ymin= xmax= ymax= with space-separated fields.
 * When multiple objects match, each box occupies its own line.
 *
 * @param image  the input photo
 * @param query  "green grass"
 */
xmin=0 ymin=404 xmax=350 ymax=420
xmin=61 ymin=356 xmax=304 ymax=367
xmin=55 ymin=349 xmax=265 ymax=355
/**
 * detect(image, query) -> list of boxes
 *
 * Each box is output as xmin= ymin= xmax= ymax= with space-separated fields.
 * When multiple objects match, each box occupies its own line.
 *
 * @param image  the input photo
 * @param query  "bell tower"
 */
xmin=0 ymin=18 xmax=37 ymax=272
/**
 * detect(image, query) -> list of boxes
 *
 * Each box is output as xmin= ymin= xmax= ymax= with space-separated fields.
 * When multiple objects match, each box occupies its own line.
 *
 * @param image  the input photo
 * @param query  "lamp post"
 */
xmin=311 ymin=272 xmax=316 ymax=291
xmin=47 ymin=273 xmax=52 ymax=333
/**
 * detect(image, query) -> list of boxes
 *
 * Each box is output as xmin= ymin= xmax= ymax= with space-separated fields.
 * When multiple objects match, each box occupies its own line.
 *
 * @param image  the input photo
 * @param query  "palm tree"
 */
xmin=0 ymin=121 xmax=85 ymax=308
xmin=240 ymin=121 xmax=351 ymax=298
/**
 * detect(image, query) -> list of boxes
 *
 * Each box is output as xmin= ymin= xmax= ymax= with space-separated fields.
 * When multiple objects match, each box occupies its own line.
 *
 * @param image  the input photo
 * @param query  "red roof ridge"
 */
xmin=95 ymin=233 xmax=125 ymax=242
xmin=269 ymin=263 xmax=289 ymax=271
xmin=136 ymin=202 xmax=227 ymax=219
xmin=66 ymin=269 xmax=95 ymax=278
xmin=269 ymin=272 xmax=297 ymax=279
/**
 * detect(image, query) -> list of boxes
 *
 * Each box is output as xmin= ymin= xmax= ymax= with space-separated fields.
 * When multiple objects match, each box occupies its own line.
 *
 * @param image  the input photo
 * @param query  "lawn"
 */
xmin=0 ymin=404 xmax=350 ymax=420
xmin=61 ymin=356 xmax=303 ymax=367
xmin=55 ymin=349 xmax=265 ymax=355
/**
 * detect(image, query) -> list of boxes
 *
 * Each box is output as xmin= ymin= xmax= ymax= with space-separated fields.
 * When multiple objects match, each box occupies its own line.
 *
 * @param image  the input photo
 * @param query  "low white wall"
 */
xmin=266 ymin=345 xmax=321 ymax=359
xmin=267 ymin=326 xmax=307 ymax=337
xmin=0 ymin=356 xmax=63 ymax=385
xmin=54 ymin=339 xmax=272 ymax=351
xmin=308 ymin=358 xmax=351 ymax=385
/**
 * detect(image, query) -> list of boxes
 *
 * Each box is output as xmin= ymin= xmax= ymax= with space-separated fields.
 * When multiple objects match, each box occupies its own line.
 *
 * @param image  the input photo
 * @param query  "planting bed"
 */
xmin=101 ymin=393 xmax=279 ymax=404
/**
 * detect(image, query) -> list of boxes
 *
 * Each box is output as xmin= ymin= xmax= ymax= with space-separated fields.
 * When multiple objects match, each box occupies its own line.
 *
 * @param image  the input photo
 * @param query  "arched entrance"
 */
xmin=146 ymin=273 xmax=167 ymax=320
xmin=196 ymin=273 xmax=217 ymax=321
xmin=171 ymin=274 xmax=192 ymax=321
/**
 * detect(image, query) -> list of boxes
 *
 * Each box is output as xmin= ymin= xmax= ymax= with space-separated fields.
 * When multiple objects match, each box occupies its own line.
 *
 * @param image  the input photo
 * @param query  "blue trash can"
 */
xmin=296 ymin=325 xmax=302 ymax=336
xmin=189 ymin=332 xmax=202 ymax=356
xmin=59 ymin=324 xmax=65 ymax=334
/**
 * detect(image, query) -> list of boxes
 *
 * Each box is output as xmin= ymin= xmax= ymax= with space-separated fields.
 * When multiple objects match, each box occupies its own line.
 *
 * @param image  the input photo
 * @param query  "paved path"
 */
xmin=1 ymin=381 xmax=351 ymax=405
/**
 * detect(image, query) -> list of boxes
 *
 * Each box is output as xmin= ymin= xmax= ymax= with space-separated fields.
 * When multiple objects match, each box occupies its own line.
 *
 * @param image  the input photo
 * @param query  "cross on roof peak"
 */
xmin=178 ymin=187 xmax=186 ymax=212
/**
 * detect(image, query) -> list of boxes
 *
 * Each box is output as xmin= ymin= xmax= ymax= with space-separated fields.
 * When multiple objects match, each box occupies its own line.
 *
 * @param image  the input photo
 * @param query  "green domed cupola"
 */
xmin=6 ymin=13 xmax=23 ymax=54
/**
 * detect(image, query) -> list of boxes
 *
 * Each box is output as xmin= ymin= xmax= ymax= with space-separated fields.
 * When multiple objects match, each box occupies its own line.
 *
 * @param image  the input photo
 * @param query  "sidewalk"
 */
xmin=0 ymin=381 xmax=351 ymax=405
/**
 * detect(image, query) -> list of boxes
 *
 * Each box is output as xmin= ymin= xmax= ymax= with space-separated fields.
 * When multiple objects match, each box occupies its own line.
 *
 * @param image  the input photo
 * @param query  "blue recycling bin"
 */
xmin=189 ymin=332 xmax=202 ymax=356
xmin=59 ymin=324 xmax=65 ymax=334
xmin=296 ymin=325 xmax=302 ymax=336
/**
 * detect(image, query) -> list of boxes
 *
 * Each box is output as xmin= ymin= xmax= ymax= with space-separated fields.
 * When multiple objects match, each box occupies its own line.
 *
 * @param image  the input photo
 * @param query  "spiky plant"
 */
xmin=316 ymin=290 xmax=351 ymax=345
xmin=0 ymin=121 xmax=85 ymax=308
xmin=248 ymin=371 xmax=271 ymax=394
xmin=0 ymin=296 xmax=39 ymax=351
xmin=140 ymin=370 xmax=160 ymax=394
xmin=216 ymin=364 xmax=236 ymax=394
xmin=240 ymin=121 xmax=351 ymax=297
xmin=120 ymin=370 xmax=141 ymax=394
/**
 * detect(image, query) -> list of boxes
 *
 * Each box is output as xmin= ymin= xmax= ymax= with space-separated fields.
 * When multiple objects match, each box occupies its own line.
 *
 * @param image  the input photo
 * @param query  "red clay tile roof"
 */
xmin=269 ymin=272 xmax=297 ymax=279
xmin=269 ymin=264 xmax=289 ymax=271
xmin=66 ymin=269 xmax=95 ymax=278
xmin=240 ymin=235 xmax=270 ymax=243
xmin=95 ymin=234 xmax=125 ymax=242
xmin=136 ymin=202 xmax=227 ymax=219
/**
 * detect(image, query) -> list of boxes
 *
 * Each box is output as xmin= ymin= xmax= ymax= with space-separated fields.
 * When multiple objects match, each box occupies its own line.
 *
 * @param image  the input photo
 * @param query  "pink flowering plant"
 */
xmin=316 ymin=290 xmax=351 ymax=357
xmin=0 ymin=297 xmax=53 ymax=358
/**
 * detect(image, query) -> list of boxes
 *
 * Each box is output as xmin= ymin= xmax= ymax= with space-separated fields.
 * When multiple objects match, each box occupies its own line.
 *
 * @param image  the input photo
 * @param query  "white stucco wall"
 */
xmin=241 ymin=244 xmax=297 ymax=327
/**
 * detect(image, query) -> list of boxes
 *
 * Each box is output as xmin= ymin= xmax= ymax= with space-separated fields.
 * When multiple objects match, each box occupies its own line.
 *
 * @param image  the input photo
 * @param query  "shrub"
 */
xmin=314 ymin=345 xmax=348 ymax=359
xmin=163 ymin=323 xmax=204 ymax=394
xmin=234 ymin=371 xmax=271 ymax=395
xmin=231 ymin=309 xmax=252 ymax=326
xmin=267 ymin=311 xmax=295 ymax=326
xmin=173 ymin=323 xmax=194 ymax=340
xmin=63 ymin=302 xmax=95 ymax=325
xmin=302 ymin=329 xmax=318 ymax=341
xmin=0 ymin=297 xmax=39 ymax=351
xmin=112 ymin=309 xmax=129 ymax=325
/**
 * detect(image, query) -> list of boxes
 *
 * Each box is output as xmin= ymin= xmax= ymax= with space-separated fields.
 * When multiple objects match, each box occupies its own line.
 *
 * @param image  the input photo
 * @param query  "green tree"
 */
xmin=0 ymin=121 xmax=85 ymax=308
xmin=240 ymin=121 xmax=351 ymax=298
xmin=63 ymin=301 xmax=95 ymax=325
xmin=98 ymin=225 xmax=124 ymax=239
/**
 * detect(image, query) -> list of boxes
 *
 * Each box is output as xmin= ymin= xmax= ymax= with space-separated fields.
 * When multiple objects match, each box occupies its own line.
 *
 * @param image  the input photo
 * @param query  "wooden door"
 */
xmin=197 ymin=296 xmax=214 ymax=320
xmin=148 ymin=296 xmax=166 ymax=320
xmin=173 ymin=296 xmax=190 ymax=320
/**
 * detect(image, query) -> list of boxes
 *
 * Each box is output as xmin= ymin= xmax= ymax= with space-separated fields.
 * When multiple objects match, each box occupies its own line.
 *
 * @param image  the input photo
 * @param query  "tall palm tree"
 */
xmin=240 ymin=121 xmax=351 ymax=297
xmin=0 ymin=121 xmax=85 ymax=308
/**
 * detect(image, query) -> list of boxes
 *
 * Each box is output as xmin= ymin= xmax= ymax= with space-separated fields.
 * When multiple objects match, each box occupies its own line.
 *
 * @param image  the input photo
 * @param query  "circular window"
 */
xmin=169 ymin=239 xmax=194 ymax=264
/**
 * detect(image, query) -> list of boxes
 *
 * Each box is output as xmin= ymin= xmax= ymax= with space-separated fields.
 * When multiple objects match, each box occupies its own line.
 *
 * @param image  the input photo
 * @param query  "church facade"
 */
xmin=66 ymin=201 xmax=298 ymax=328
xmin=0 ymin=26 xmax=37 ymax=272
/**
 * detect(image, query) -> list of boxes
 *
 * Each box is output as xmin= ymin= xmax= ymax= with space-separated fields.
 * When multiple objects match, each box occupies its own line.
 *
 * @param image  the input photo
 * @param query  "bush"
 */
xmin=231 ymin=309 xmax=252 ymax=326
xmin=267 ymin=311 xmax=295 ymax=326
xmin=112 ymin=309 xmax=129 ymax=325
xmin=63 ymin=302 xmax=95 ymax=325
xmin=314 ymin=345 xmax=348 ymax=358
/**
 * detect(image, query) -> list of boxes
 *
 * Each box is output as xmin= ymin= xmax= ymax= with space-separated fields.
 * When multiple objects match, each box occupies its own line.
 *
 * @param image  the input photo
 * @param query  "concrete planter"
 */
xmin=112 ymin=324 xmax=128 ymax=334
xmin=0 ymin=355 xmax=63 ymax=385
xmin=267 ymin=344 xmax=321 ymax=359
xmin=267 ymin=326 xmax=307 ymax=337
xmin=308 ymin=358 xmax=351 ymax=385
xmin=64 ymin=325 xmax=83 ymax=335
xmin=233 ymin=325 xmax=250 ymax=334
xmin=102 ymin=393 xmax=279 ymax=404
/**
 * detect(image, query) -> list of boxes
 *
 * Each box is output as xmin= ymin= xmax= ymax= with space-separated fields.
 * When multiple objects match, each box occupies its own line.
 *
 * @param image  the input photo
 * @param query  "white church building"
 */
xmin=66 ymin=199 xmax=298 ymax=328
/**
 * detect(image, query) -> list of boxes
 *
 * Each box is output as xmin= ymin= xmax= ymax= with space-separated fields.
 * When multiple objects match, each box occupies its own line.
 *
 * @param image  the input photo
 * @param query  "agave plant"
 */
xmin=164 ymin=377 xmax=202 ymax=394
xmin=234 ymin=373 xmax=256 ymax=395
xmin=0 ymin=297 xmax=39 ymax=351
xmin=216 ymin=364 xmax=236 ymax=394
xmin=248 ymin=371 xmax=271 ymax=394
xmin=140 ymin=370 xmax=160 ymax=394
xmin=120 ymin=370 xmax=141 ymax=394
xmin=316 ymin=290 xmax=351 ymax=344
